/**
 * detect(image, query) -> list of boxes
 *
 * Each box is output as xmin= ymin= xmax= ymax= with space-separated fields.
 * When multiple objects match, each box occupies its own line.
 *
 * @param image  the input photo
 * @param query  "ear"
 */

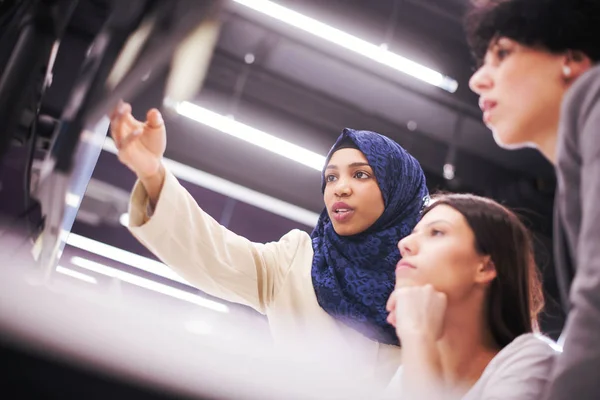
xmin=563 ymin=50 xmax=593 ymax=82
xmin=475 ymin=255 xmax=496 ymax=284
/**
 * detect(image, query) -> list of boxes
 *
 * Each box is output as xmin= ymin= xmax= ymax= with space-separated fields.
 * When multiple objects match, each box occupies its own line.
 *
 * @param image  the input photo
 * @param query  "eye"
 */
xmin=495 ymin=47 xmax=511 ymax=61
xmin=325 ymin=174 xmax=337 ymax=183
xmin=354 ymin=171 xmax=370 ymax=179
xmin=430 ymin=228 xmax=444 ymax=237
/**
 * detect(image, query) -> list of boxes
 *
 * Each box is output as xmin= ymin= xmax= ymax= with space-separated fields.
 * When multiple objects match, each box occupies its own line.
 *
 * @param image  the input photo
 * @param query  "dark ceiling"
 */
xmin=1 ymin=0 xmax=564 ymax=338
xmin=40 ymin=0 xmax=557 ymax=213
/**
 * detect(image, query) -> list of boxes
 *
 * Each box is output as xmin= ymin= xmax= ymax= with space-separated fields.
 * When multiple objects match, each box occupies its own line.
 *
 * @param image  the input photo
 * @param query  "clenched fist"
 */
xmin=386 ymin=284 xmax=448 ymax=342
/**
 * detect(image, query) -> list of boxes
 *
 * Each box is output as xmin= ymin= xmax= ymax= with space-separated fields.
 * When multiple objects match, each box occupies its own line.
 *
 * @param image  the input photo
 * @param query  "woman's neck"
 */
xmin=436 ymin=304 xmax=501 ymax=396
xmin=534 ymin=129 xmax=558 ymax=165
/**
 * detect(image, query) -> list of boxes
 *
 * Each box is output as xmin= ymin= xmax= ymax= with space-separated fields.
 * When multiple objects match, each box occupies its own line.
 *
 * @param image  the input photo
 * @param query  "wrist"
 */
xmin=138 ymin=163 xmax=165 ymax=208
xmin=138 ymin=161 xmax=164 ymax=183
xmin=398 ymin=330 xmax=438 ymax=346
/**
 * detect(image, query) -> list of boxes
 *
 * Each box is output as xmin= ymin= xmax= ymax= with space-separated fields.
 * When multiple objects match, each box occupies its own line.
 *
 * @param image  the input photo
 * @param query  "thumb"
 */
xmin=146 ymin=108 xmax=164 ymax=130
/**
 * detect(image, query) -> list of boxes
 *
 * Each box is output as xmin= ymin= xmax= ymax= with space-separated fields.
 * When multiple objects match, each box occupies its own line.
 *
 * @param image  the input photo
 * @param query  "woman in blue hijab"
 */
xmin=312 ymin=128 xmax=429 ymax=346
xmin=111 ymin=101 xmax=429 ymax=380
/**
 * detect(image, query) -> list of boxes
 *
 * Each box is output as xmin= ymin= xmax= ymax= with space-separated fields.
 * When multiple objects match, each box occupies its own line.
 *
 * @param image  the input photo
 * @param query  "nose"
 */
xmin=398 ymin=233 xmax=417 ymax=257
xmin=334 ymin=176 xmax=352 ymax=197
xmin=468 ymin=64 xmax=493 ymax=95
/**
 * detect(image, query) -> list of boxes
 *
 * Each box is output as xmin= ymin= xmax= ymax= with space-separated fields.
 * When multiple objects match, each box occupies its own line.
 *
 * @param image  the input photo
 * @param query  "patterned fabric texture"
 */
xmin=311 ymin=128 xmax=429 ymax=346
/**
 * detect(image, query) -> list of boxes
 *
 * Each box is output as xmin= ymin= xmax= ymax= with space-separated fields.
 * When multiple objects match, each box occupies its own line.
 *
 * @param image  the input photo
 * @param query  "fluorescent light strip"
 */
xmin=174 ymin=101 xmax=326 ymax=171
xmin=66 ymin=233 xmax=189 ymax=285
xmin=69 ymin=256 xmax=229 ymax=313
xmin=56 ymin=265 xmax=98 ymax=284
xmin=232 ymin=0 xmax=458 ymax=93
xmin=103 ymin=137 xmax=320 ymax=227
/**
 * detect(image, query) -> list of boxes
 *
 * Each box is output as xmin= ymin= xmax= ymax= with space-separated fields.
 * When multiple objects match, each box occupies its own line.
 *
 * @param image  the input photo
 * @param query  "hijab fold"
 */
xmin=311 ymin=128 xmax=429 ymax=346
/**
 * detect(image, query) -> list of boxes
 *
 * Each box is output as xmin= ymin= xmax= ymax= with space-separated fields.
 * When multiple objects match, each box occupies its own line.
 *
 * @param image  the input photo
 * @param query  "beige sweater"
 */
xmin=127 ymin=168 xmax=402 ymax=382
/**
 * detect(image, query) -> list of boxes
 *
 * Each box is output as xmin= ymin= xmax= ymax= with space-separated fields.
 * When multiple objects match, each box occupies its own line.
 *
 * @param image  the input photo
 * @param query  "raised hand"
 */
xmin=109 ymin=101 xmax=167 ymax=180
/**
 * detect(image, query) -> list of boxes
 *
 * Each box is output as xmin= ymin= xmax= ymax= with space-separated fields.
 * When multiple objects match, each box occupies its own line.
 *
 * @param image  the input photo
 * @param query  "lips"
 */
xmin=331 ymin=202 xmax=354 ymax=222
xmin=395 ymin=260 xmax=416 ymax=272
xmin=479 ymin=98 xmax=498 ymax=124
xmin=478 ymin=98 xmax=497 ymax=112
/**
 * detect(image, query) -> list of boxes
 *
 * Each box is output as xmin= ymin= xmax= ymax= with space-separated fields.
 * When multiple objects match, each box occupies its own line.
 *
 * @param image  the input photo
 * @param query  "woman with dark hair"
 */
xmin=386 ymin=193 xmax=556 ymax=400
xmin=110 ymin=102 xmax=429 ymax=381
xmin=465 ymin=1 xmax=600 ymax=399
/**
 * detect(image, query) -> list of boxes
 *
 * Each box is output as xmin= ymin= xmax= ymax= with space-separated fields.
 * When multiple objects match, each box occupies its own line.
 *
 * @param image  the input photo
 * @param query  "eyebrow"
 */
xmin=325 ymin=162 xmax=371 ymax=170
xmin=480 ymin=37 xmax=504 ymax=65
xmin=487 ymin=34 xmax=504 ymax=51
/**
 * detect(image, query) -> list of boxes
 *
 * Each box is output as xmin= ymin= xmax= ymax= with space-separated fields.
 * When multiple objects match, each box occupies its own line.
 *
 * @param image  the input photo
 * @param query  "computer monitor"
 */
xmin=2 ymin=0 xmax=224 ymax=275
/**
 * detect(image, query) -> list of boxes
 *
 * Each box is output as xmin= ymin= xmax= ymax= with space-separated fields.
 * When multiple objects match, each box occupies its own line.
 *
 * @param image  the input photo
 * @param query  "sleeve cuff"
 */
xmin=127 ymin=167 xmax=176 ymax=228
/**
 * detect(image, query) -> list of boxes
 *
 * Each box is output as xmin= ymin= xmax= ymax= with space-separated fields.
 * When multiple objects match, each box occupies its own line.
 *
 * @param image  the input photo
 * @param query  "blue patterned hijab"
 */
xmin=311 ymin=128 xmax=429 ymax=346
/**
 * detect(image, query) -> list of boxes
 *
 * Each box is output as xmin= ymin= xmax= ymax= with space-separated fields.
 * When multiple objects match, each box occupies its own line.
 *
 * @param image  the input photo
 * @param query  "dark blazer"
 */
xmin=543 ymin=64 xmax=600 ymax=400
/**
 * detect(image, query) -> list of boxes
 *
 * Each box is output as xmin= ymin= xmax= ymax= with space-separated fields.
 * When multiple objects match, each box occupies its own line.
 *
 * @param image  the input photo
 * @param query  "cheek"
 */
xmin=323 ymin=187 xmax=332 ymax=204
xmin=364 ymin=186 xmax=385 ymax=217
xmin=416 ymin=244 xmax=477 ymax=296
xmin=495 ymin=68 xmax=562 ymax=145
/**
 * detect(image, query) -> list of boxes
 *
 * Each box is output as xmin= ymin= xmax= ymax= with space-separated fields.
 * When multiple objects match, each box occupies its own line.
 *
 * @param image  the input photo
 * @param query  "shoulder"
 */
xmin=469 ymin=334 xmax=559 ymax=400
xmin=562 ymin=64 xmax=600 ymax=130
xmin=491 ymin=333 xmax=558 ymax=371
xmin=264 ymin=229 xmax=313 ymax=261
xmin=278 ymin=229 xmax=312 ymax=247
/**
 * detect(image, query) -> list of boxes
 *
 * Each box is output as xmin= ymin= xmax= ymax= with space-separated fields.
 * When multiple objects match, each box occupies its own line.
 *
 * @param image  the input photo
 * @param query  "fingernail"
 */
xmin=118 ymin=102 xmax=127 ymax=115
xmin=132 ymin=128 xmax=142 ymax=136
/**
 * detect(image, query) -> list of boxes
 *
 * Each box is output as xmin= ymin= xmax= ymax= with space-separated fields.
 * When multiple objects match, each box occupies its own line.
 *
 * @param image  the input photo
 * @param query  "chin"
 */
xmin=394 ymin=278 xmax=417 ymax=288
xmin=333 ymin=226 xmax=356 ymax=236
xmin=331 ymin=220 xmax=363 ymax=236
xmin=491 ymin=126 xmax=531 ymax=150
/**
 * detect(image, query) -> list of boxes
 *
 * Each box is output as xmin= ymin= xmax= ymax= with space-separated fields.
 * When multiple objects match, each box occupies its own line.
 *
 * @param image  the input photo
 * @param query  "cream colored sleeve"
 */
xmin=127 ymin=168 xmax=305 ymax=314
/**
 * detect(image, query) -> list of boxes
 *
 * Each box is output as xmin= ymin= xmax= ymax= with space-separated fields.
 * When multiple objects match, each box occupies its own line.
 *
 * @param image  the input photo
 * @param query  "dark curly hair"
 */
xmin=465 ymin=0 xmax=600 ymax=65
xmin=422 ymin=193 xmax=545 ymax=348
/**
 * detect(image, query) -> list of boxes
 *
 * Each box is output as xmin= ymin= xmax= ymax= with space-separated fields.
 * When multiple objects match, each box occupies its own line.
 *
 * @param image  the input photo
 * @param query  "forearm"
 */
xmin=400 ymin=335 xmax=445 ymax=400
xmin=127 ymin=166 xmax=296 ymax=313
